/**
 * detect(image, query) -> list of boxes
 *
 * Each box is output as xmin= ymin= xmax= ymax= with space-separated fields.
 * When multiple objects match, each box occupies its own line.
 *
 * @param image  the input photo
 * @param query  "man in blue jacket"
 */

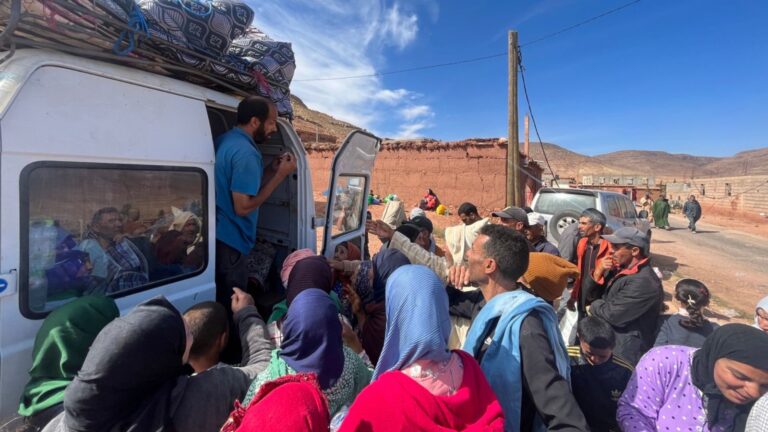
xmin=683 ymin=195 xmax=702 ymax=233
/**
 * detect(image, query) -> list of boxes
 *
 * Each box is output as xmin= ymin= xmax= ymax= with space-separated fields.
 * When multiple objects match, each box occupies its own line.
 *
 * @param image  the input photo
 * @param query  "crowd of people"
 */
xmin=5 ymin=96 xmax=768 ymax=432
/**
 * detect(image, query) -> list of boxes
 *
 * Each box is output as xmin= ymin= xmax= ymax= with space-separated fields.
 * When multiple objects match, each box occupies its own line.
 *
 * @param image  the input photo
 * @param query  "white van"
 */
xmin=0 ymin=49 xmax=380 ymax=418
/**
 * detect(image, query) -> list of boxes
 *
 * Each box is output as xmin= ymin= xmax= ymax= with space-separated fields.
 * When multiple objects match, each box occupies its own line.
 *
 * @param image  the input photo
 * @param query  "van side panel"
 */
xmin=0 ymin=66 xmax=216 ymax=418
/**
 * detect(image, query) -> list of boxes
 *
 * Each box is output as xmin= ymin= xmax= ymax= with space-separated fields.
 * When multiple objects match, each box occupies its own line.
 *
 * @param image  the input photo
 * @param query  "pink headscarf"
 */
xmin=280 ymin=249 xmax=315 ymax=287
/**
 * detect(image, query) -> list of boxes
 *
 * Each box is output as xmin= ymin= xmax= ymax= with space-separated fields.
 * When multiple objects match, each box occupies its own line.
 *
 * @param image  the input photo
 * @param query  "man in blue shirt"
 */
xmin=215 ymin=96 xmax=296 ymax=310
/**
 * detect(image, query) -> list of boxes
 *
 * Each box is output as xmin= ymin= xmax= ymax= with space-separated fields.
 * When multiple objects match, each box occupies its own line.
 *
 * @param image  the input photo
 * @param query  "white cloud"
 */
xmin=400 ymin=104 xmax=433 ymax=120
xmin=379 ymin=4 xmax=419 ymax=50
xmin=396 ymin=120 xmax=432 ymax=139
xmin=244 ymin=0 xmax=436 ymax=136
xmin=373 ymin=89 xmax=411 ymax=105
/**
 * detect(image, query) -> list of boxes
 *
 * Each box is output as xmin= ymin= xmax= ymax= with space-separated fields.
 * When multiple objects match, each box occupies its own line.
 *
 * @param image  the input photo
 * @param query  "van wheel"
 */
xmin=550 ymin=210 xmax=581 ymax=241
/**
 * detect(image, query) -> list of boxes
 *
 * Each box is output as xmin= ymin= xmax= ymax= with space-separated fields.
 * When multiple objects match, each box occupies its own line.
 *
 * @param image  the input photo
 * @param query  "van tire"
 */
xmin=550 ymin=210 xmax=581 ymax=241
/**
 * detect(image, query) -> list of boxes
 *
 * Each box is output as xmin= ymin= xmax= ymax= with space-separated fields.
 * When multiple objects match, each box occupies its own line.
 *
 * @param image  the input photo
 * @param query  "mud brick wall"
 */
xmin=306 ymin=139 xmax=543 ymax=213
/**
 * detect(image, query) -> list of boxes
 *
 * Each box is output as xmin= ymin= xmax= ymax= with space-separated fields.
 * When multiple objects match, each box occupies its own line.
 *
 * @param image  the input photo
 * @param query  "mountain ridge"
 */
xmin=290 ymin=95 xmax=768 ymax=180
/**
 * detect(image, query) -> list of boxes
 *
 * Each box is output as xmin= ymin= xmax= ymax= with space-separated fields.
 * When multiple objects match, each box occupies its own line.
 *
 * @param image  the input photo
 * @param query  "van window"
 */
xmin=21 ymin=163 xmax=207 ymax=316
xmin=331 ymin=175 xmax=366 ymax=237
xmin=534 ymin=192 xmax=596 ymax=215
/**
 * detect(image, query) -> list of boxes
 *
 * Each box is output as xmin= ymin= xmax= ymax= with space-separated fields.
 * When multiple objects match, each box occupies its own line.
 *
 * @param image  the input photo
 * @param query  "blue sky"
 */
xmin=246 ymin=0 xmax=768 ymax=157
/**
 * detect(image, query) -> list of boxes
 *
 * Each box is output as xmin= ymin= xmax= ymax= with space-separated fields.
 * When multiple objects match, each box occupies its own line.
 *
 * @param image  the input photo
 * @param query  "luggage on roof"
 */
xmin=0 ymin=0 xmax=296 ymax=118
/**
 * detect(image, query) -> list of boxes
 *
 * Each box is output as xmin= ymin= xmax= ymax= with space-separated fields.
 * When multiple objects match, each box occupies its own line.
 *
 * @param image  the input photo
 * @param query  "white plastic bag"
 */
xmin=559 ymin=308 xmax=579 ymax=346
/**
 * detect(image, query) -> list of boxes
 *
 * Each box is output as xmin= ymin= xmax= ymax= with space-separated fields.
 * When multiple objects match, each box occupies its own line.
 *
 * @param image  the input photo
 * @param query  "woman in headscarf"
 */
xmin=342 ymin=249 xmax=411 ymax=365
xmin=42 ymin=292 xmax=273 ymax=432
xmin=221 ymin=373 xmax=329 ymax=432
xmin=233 ymin=289 xmax=371 ymax=423
xmin=754 ymin=295 xmax=768 ymax=333
xmin=266 ymin=256 xmax=340 ymax=347
xmin=6 ymin=296 xmax=119 ymax=432
xmin=340 ymin=265 xmax=504 ymax=431
xmin=153 ymin=207 xmax=203 ymax=269
xmin=618 ymin=324 xmax=768 ymax=432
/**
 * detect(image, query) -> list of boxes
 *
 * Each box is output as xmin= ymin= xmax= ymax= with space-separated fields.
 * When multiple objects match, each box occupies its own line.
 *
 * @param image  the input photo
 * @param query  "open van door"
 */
xmin=321 ymin=130 xmax=380 ymax=258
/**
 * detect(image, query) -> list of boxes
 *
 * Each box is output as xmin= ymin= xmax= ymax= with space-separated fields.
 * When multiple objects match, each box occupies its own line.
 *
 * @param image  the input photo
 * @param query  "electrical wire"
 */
xmin=294 ymin=0 xmax=642 ymax=82
xmin=519 ymin=0 xmax=642 ymax=48
xmin=517 ymin=48 xmax=560 ymax=187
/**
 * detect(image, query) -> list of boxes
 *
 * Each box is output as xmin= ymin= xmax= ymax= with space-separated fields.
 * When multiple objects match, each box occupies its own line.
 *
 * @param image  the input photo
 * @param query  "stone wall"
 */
xmin=306 ymin=139 xmax=543 ymax=213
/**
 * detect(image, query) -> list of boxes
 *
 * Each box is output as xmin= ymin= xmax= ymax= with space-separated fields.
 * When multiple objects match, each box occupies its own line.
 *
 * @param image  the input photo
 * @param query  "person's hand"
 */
xmin=275 ymin=153 xmax=297 ymax=177
xmin=231 ymin=287 xmax=255 ymax=315
xmin=340 ymin=318 xmax=363 ymax=354
xmin=327 ymin=258 xmax=344 ymax=271
xmin=596 ymin=252 xmax=615 ymax=277
xmin=366 ymin=220 xmax=394 ymax=241
xmin=448 ymin=265 xmax=470 ymax=288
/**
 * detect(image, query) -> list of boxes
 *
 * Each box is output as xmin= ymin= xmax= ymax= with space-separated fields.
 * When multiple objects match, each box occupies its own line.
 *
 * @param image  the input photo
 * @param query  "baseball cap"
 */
xmin=491 ymin=206 xmax=529 ymax=226
xmin=407 ymin=215 xmax=433 ymax=233
xmin=527 ymin=212 xmax=546 ymax=227
xmin=601 ymin=227 xmax=649 ymax=250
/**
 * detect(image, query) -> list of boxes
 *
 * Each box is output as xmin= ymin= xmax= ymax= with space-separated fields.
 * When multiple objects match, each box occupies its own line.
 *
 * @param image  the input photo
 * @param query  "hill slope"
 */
xmin=290 ymin=97 xmax=767 ymax=180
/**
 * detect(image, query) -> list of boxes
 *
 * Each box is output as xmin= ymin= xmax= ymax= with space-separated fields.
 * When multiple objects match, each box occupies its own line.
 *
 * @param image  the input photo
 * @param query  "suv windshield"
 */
xmin=535 ymin=191 xmax=597 ymax=215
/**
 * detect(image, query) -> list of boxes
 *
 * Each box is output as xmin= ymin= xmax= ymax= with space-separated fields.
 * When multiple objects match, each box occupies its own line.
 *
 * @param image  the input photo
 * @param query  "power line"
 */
xmin=519 ymin=0 xmax=642 ymax=48
xmin=293 ymin=52 xmax=507 ymax=82
xmin=517 ymin=48 xmax=560 ymax=187
xmin=294 ymin=0 xmax=641 ymax=82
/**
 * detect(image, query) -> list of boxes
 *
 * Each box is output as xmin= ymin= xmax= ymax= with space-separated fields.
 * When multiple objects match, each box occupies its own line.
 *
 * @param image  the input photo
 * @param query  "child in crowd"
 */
xmin=183 ymin=301 xmax=229 ymax=374
xmin=654 ymin=278 xmax=718 ymax=348
xmin=568 ymin=316 xmax=633 ymax=432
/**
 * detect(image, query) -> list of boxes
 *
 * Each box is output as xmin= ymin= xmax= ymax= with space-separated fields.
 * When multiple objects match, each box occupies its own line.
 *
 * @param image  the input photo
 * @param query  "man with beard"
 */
xmin=458 ymin=225 xmax=588 ymax=431
xmin=214 ymin=96 xmax=296 ymax=312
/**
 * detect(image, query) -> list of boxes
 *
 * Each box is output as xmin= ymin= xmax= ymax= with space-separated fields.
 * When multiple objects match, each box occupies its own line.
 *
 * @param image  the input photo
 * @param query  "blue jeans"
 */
xmin=687 ymin=215 xmax=697 ymax=231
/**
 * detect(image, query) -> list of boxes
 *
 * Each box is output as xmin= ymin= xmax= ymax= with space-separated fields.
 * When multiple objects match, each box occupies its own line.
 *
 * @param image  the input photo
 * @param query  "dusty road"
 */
xmin=650 ymin=213 xmax=768 ymax=321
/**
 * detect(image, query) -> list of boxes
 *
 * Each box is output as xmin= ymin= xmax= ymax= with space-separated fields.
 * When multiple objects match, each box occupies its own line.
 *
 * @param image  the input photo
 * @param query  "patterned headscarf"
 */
xmin=373 ymin=265 xmax=451 ymax=380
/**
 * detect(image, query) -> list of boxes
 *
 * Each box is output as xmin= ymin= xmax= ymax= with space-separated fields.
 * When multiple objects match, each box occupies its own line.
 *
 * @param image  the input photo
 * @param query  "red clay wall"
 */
xmin=306 ymin=139 xmax=542 ymax=213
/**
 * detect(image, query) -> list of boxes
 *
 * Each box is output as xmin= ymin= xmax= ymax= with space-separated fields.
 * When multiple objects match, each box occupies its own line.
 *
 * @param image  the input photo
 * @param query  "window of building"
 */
xmin=22 ymin=163 xmax=207 ymax=316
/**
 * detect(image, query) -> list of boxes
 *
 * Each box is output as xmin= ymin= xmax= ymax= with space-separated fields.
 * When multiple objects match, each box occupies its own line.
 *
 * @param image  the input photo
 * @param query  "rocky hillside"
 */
xmin=290 ymin=97 xmax=767 ymax=180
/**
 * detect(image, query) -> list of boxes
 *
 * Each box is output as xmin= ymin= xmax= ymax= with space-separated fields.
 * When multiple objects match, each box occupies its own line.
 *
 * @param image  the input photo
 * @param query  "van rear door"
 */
xmin=321 ymin=131 xmax=380 ymax=258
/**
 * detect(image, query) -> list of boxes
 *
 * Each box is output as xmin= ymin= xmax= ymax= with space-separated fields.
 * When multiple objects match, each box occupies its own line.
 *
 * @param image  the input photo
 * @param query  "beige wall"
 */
xmin=686 ymin=175 xmax=768 ymax=215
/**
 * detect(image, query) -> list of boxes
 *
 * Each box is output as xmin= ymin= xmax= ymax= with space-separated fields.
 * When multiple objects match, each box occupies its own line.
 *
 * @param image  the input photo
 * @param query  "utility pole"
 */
xmin=507 ymin=30 xmax=520 ymax=207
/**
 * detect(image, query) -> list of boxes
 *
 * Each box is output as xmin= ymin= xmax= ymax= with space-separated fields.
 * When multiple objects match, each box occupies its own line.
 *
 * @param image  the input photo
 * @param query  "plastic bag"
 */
xmin=559 ymin=308 xmax=578 ymax=346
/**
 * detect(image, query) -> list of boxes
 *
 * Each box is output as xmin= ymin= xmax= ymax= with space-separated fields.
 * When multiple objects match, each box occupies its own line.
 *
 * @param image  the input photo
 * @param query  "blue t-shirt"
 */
xmin=215 ymin=128 xmax=264 ymax=255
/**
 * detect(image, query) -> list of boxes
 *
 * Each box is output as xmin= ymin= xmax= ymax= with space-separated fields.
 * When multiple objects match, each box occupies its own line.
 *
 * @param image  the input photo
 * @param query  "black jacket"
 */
xmin=448 ymin=287 xmax=589 ymax=432
xmin=568 ymin=347 xmax=634 ymax=432
xmin=589 ymin=260 xmax=663 ymax=365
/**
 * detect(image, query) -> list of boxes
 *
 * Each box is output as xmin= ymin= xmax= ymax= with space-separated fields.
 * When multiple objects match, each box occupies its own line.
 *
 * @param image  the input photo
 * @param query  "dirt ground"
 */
xmin=318 ymin=192 xmax=765 ymax=326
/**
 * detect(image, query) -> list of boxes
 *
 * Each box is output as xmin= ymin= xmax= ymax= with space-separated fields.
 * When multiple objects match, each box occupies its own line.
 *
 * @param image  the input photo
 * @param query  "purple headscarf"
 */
xmin=372 ymin=249 xmax=410 ymax=303
xmin=280 ymin=289 xmax=344 ymax=389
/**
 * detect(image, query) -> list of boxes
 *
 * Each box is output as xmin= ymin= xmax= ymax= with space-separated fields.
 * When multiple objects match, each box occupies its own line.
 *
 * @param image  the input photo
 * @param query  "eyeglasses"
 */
xmin=757 ymin=310 xmax=768 ymax=321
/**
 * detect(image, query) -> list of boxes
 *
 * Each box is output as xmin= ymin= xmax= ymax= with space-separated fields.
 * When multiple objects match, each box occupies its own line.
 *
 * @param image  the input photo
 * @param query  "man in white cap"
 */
xmin=525 ymin=212 xmax=560 ymax=256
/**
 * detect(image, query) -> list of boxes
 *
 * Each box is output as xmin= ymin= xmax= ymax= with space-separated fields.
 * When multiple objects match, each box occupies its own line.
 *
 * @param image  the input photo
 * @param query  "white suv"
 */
xmin=531 ymin=188 xmax=652 ymax=246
